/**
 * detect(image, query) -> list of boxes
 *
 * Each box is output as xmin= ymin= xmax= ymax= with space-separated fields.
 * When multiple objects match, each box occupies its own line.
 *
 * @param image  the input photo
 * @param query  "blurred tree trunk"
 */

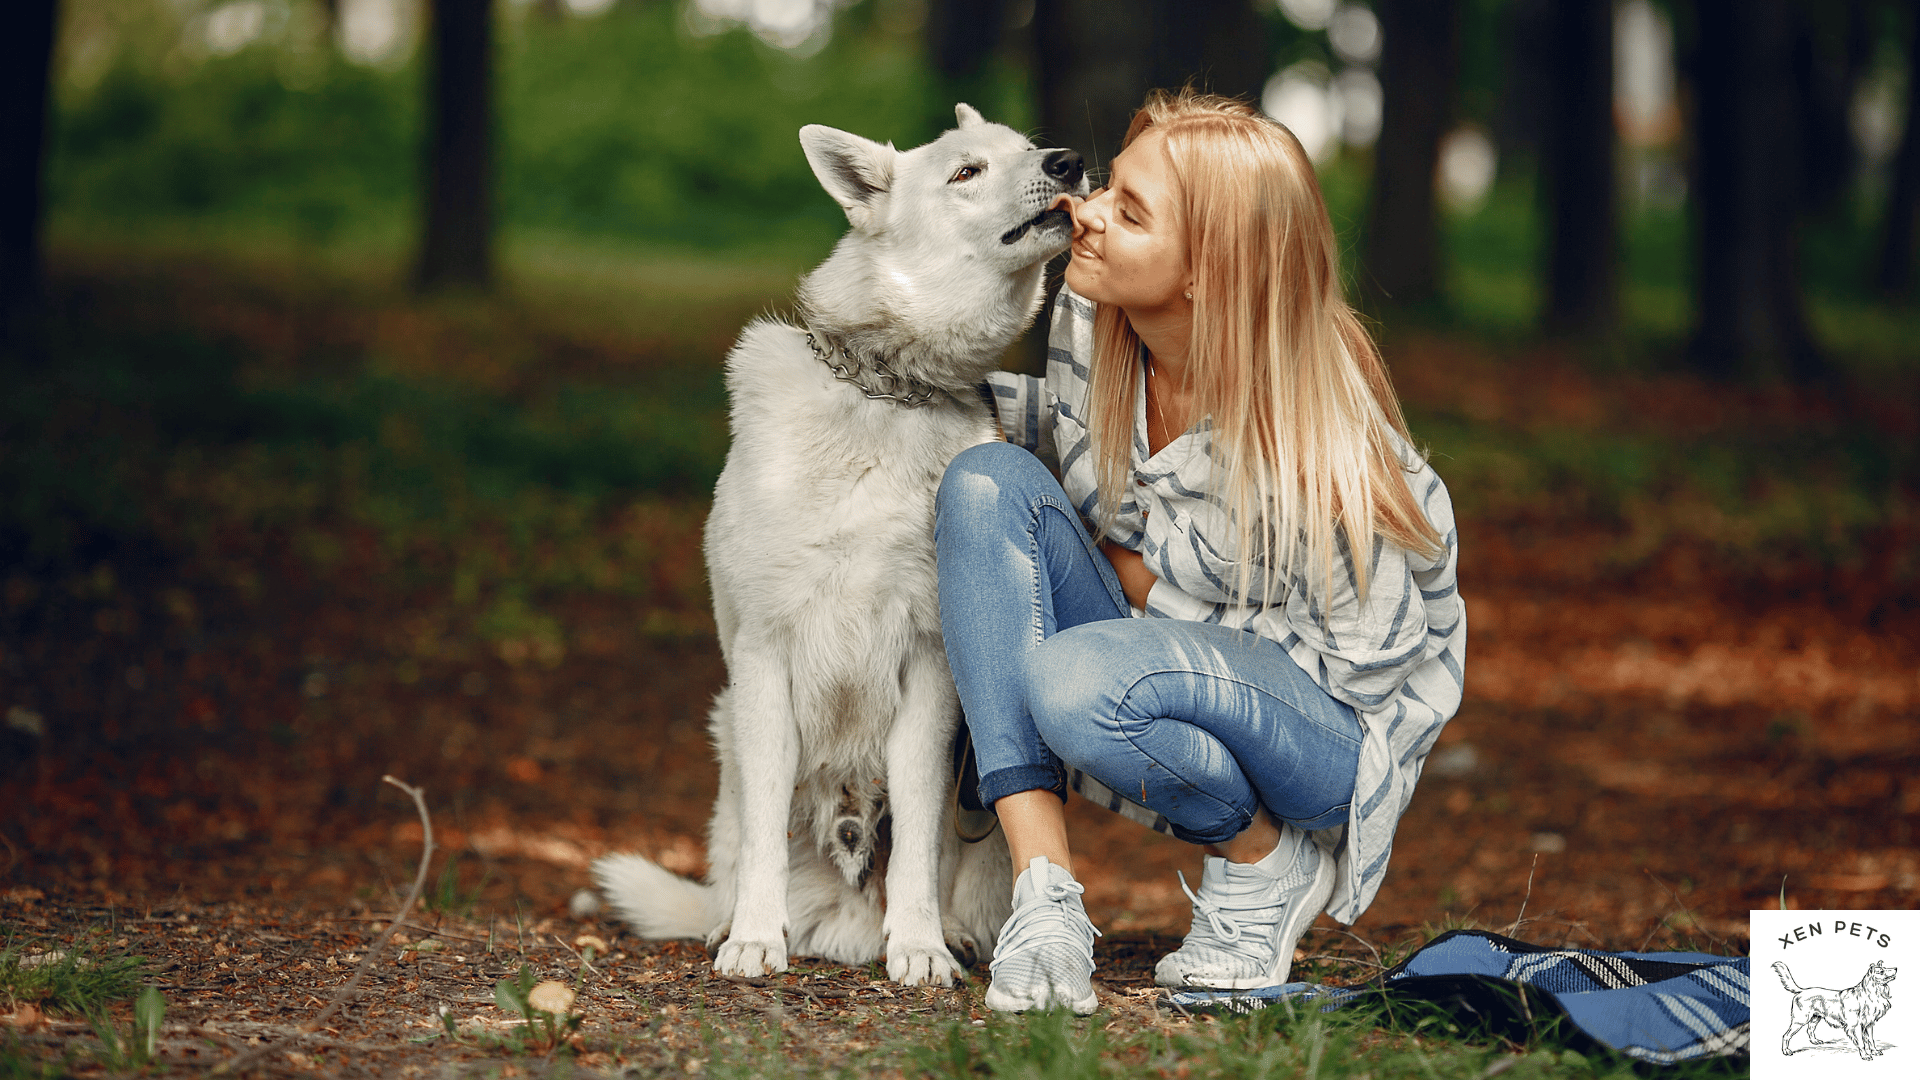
xmin=1540 ymin=0 xmax=1616 ymax=338
xmin=1688 ymin=0 xmax=1822 ymax=381
xmin=928 ymin=0 xmax=1007 ymax=85
xmin=1033 ymin=0 xmax=1157 ymax=163
xmin=1795 ymin=0 xmax=1871 ymax=216
xmin=1876 ymin=5 xmax=1920 ymax=298
xmin=926 ymin=0 xmax=1008 ymax=138
xmin=1032 ymin=0 xmax=1268 ymax=165
xmin=1149 ymin=0 xmax=1269 ymax=107
xmin=2 ymin=0 xmax=59 ymax=331
xmin=1363 ymin=0 xmax=1461 ymax=309
xmin=416 ymin=0 xmax=495 ymax=294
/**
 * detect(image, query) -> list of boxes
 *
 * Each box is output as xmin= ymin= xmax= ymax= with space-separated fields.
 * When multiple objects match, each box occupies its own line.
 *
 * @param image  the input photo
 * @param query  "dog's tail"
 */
xmin=591 ymin=854 xmax=712 ymax=941
xmin=1772 ymin=960 xmax=1804 ymax=994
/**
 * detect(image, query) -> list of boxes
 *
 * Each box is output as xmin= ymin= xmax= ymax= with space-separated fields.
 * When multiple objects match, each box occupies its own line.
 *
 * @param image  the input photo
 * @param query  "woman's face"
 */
xmin=1063 ymin=130 xmax=1191 ymax=316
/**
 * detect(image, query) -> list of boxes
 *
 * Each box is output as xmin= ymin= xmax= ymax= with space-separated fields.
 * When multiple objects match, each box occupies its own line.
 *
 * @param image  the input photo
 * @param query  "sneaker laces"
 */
xmin=992 ymin=876 xmax=1101 ymax=971
xmin=1175 ymin=868 xmax=1286 ymax=949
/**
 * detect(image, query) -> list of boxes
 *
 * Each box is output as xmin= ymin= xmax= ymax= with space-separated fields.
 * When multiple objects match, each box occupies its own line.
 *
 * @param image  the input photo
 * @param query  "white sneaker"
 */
xmin=1153 ymin=832 xmax=1335 ymax=990
xmin=984 ymin=856 xmax=1102 ymax=1014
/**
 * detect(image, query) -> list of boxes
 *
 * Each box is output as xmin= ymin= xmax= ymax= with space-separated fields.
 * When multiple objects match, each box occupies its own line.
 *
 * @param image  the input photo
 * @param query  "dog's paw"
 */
xmin=703 ymin=923 xmax=732 ymax=959
xmin=941 ymin=923 xmax=981 ymax=968
xmin=712 ymin=938 xmax=788 ymax=978
xmin=886 ymin=944 xmax=962 ymax=987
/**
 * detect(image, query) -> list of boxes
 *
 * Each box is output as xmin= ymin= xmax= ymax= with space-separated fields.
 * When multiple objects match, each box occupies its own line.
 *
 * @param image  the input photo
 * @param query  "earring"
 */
xmin=1184 ymin=290 xmax=1193 ymax=301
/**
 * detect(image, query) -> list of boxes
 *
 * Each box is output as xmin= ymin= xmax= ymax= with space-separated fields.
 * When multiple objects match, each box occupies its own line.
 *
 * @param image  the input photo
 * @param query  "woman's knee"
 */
xmin=937 ymin=442 xmax=1049 ymax=520
xmin=1026 ymin=624 xmax=1148 ymax=743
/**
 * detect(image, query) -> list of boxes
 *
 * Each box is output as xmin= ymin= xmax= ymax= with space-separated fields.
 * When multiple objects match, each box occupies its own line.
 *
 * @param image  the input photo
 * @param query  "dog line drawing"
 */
xmin=1773 ymin=958 xmax=1897 ymax=1061
xmin=592 ymin=104 xmax=1086 ymax=985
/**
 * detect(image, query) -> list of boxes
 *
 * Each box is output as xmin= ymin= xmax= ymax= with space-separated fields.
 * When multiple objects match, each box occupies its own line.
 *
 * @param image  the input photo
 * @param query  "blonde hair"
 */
xmin=1088 ymin=89 xmax=1441 ymax=608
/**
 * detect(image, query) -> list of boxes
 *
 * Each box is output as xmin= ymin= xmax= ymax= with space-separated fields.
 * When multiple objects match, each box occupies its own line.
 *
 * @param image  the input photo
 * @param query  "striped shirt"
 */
xmin=983 ymin=285 xmax=1467 ymax=924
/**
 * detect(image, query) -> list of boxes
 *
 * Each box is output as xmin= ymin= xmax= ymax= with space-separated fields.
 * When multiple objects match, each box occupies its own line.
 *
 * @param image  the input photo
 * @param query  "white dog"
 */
xmin=593 ymin=105 xmax=1086 ymax=986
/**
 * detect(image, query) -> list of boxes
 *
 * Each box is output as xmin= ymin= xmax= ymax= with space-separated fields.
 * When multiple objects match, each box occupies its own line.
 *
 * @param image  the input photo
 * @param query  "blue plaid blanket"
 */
xmin=1164 ymin=930 xmax=1750 ymax=1064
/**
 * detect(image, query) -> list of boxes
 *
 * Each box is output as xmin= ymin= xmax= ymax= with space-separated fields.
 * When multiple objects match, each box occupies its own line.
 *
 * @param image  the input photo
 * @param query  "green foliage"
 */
xmin=85 ymin=985 xmax=167 ymax=1073
xmin=424 ymin=854 xmax=491 ymax=918
xmin=492 ymin=964 xmax=582 ymax=1054
xmin=895 ymin=994 xmax=1753 ymax=1080
xmin=0 ymin=937 xmax=146 ymax=1017
xmin=911 ymin=1010 xmax=1110 ymax=1080
xmin=48 ymin=4 xmax=954 ymax=254
xmin=1411 ymin=405 xmax=1914 ymax=565
xmin=51 ymin=45 xmax=418 ymax=247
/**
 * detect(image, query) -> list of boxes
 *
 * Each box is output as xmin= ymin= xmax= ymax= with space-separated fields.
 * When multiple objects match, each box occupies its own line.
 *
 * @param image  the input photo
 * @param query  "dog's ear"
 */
xmin=954 ymin=103 xmax=987 ymax=129
xmin=800 ymin=125 xmax=896 ymax=231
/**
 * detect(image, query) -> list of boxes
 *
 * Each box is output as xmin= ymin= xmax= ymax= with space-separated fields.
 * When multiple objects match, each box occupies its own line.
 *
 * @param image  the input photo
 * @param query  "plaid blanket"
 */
xmin=1164 ymin=930 xmax=1750 ymax=1064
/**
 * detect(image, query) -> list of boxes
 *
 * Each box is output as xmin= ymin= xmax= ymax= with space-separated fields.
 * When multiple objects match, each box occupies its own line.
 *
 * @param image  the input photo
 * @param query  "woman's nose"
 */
xmin=1077 ymin=192 xmax=1107 ymax=232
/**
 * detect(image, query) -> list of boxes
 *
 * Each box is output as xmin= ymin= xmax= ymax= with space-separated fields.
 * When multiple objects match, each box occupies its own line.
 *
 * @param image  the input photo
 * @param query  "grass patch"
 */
xmin=1411 ymin=406 xmax=1913 ymax=568
xmin=884 ymin=995 xmax=1742 ymax=1080
xmin=0 ymin=935 xmax=145 ymax=1017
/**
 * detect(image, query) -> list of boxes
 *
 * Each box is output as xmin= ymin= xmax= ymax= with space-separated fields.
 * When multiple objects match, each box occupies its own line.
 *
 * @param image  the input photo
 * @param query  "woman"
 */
xmin=936 ymin=90 xmax=1465 ymax=1013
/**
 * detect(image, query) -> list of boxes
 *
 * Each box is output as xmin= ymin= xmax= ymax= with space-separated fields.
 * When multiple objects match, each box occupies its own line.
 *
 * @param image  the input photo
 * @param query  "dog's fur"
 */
xmin=593 ymin=105 xmax=1085 ymax=985
xmin=1773 ymin=959 xmax=1897 ymax=1059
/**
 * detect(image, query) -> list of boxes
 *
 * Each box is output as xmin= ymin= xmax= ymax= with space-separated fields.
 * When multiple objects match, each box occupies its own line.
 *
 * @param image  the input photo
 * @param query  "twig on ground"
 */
xmin=320 ymin=917 xmax=494 ymax=944
xmin=1643 ymin=868 xmax=1728 ymax=952
xmin=551 ymin=933 xmax=600 ymax=977
xmin=1160 ymin=988 xmax=1192 ymax=1018
xmin=213 ymin=775 xmax=435 ymax=1075
xmin=1300 ymin=953 xmax=1386 ymax=970
xmin=1318 ymin=925 xmax=1386 ymax=972
xmin=1637 ymin=919 xmax=1661 ymax=953
xmin=1504 ymin=855 xmax=1539 ymax=938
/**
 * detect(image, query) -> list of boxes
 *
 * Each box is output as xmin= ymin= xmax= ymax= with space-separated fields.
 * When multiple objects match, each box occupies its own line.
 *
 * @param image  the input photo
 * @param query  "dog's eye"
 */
xmin=949 ymin=165 xmax=983 ymax=184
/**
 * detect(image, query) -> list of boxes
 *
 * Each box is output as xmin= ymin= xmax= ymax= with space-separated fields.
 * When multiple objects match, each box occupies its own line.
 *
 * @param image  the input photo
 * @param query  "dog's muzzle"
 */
xmin=1001 ymin=149 xmax=1086 ymax=245
xmin=999 ymin=208 xmax=1071 ymax=245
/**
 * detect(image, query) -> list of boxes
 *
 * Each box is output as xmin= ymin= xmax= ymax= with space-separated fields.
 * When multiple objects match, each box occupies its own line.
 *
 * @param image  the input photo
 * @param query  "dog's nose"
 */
xmin=1044 ymin=149 xmax=1085 ymax=188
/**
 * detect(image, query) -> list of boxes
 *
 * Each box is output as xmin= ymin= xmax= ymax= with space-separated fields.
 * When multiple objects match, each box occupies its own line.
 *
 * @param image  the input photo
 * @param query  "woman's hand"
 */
xmin=1099 ymin=540 xmax=1157 ymax=610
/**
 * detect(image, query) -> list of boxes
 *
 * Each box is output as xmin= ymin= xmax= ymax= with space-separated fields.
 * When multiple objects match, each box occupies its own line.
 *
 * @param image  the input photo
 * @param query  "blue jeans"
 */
xmin=935 ymin=442 xmax=1362 ymax=846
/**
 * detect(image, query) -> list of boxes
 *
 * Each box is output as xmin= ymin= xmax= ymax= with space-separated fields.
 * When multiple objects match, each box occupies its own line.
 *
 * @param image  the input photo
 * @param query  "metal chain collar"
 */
xmin=804 ymin=329 xmax=943 ymax=409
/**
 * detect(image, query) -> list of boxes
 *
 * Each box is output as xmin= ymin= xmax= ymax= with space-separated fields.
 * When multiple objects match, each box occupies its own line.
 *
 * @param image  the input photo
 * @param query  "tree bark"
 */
xmin=2 ymin=0 xmax=60 ymax=328
xmin=1688 ymin=0 xmax=1821 ymax=381
xmin=416 ymin=0 xmax=495 ymax=294
xmin=1363 ymin=0 xmax=1461 ymax=309
xmin=1876 ymin=4 xmax=1920 ymax=298
xmin=1540 ymin=0 xmax=1616 ymax=338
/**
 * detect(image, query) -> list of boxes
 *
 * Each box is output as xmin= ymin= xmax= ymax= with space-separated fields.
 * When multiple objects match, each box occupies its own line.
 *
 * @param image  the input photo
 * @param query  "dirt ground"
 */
xmin=6 ymin=517 xmax=1917 ymax=1074
xmin=3 ymin=275 xmax=1918 ymax=1074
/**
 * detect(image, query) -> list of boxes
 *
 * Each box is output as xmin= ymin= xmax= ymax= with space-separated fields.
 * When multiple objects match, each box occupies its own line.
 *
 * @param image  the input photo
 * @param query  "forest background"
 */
xmin=1 ymin=1 xmax=1917 ymax=1076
